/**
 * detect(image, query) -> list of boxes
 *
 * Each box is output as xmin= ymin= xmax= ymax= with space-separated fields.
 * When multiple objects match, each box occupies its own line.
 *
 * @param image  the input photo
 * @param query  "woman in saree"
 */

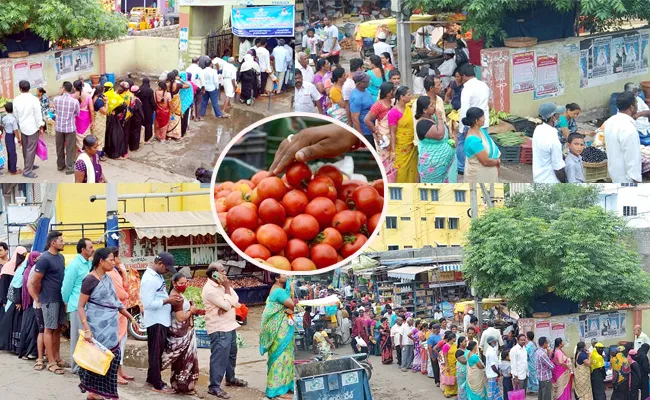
xmin=178 ymin=72 xmax=195 ymax=137
xmin=436 ymin=332 xmax=453 ymax=393
xmin=260 ymin=273 xmax=294 ymax=399
xmin=389 ymin=86 xmax=418 ymax=183
xmin=0 ymin=243 xmax=18 ymax=321
xmin=420 ymin=322 xmax=429 ymax=375
xmin=91 ymin=86 xmax=108 ymax=160
xmin=161 ymin=273 xmax=200 ymax=393
xmin=165 ymin=72 xmax=189 ymax=141
xmin=366 ymin=55 xmax=386 ymax=99
xmin=18 ymin=251 xmax=40 ymax=360
xmin=379 ymin=316 xmax=393 ymax=364
xmin=154 ymin=81 xmax=172 ymax=142
xmin=103 ymin=82 xmax=128 ymax=160
xmin=326 ymin=67 xmax=348 ymax=123
xmin=239 ymin=54 xmax=260 ymax=105
xmin=364 ymin=82 xmax=396 ymax=182
xmin=442 ymin=333 xmax=459 ymax=397
xmin=525 ymin=331 xmax=539 ymax=395
xmin=74 ymin=79 xmax=95 ymax=152
xmin=573 ymin=341 xmax=593 ymax=400
xmin=456 ymin=336 xmax=470 ymax=400
xmin=551 ymin=338 xmax=573 ymax=400
xmin=412 ymin=321 xmax=422 ymax=372
xmin=313 ymin=58 xmax=331 ymax=114
xmin=466 ymin=341 xmax=488 ymax=400
xmin=0 ymin=246 xmax=27 ymax=351
xmin=611 ymin=347 xmax=630 ymax=400
xmin=414 ymin=95 xmax=457 ymax=183
xmin=77 ymin=248 xmax=135 ymax=400
xmin=463 ymin=107 xmax=501 ymax=183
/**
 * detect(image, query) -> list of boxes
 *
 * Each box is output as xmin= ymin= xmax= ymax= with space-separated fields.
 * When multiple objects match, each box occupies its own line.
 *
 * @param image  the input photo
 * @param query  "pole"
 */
xmin=470 ymin=184 xmax=482 ymax=328
xmin=106 ymin=183 xmax=119 ymax=248
xmin=396 ymin=0 xmax=412 ymax=88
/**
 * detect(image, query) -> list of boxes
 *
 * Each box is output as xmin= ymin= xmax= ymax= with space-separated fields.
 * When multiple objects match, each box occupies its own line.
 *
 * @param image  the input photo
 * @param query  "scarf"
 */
xmin=76 ymin=152 xmax=96 ymax=183
xmin=0 ymin=246 xmax=27 ymax=276
xmin=104 ymin=87 xmax=125 ymax=114
xmin=591 ymin=349 xmax=605 ymax=371
xmin=240 ymin=54 xmax=260 ymax=73
xmin=22 ymin=251 xmax=40 ymax=308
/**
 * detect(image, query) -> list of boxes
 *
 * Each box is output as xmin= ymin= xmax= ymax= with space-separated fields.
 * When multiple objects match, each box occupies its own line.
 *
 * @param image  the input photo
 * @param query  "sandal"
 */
xmin=47 ymin=363 xmax=64 ymax=375
xmin=208 ymin=388 xmax=231 ymax=399
xmin=56 ymin=359 xmax=70 ymax=368
xmin=34 ymin=359 xmax=45 ymax=371
xmin=152 ymin=386 xmax=176 ymax=394
xmin=225 ymin=378 xmax=248 ymax=387
xmin=120 ymin=374 xmax=135 ymax=381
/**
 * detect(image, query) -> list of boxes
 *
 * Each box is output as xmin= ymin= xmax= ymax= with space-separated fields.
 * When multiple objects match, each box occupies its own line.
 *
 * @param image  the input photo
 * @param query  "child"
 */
xmin=500 ymin=349 xmax=513 ymax=400
xmin=565 ymin=133 xmax=586 ymax=183
xmin=0 ymin=102 xmax=21 ymax=175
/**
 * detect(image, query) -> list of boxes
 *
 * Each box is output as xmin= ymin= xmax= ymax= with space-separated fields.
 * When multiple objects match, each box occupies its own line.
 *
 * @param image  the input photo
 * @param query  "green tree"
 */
xmin=507 ymin=183 xmax=601 ymax=222
xmin=0 ymin=0 xmax=127 ymax=48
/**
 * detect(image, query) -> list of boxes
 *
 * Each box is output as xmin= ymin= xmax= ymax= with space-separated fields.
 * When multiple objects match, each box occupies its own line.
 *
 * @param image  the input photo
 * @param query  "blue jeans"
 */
xmin=456 ymin=127 xmax=468 ymax=173
xmin=201 ymin=90 xmax=223 ymax=118
xmin=208 ymin=330 xmax=237 ymax=391
xmin=5 ymin=133 xmax=17 ymax=173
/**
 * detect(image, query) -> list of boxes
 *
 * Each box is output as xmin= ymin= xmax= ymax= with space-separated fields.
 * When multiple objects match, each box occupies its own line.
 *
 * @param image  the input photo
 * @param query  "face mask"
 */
xmin=176 ymin=284 xmax=187 ymax=293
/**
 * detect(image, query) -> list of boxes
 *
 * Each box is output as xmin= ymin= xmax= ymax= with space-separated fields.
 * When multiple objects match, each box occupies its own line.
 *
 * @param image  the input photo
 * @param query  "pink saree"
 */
xmin=552 ymin=349 xmax=573 ymax=400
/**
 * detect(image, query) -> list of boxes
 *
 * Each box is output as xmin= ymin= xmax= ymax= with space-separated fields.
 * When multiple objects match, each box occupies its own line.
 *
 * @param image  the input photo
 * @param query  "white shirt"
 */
xmin=256 ymin=46 xmax=271 ymax=72
xmin=433 ymin=311 xmax=443 ymax=320
xmin=238 ymin=39 xmax=252 ymax=63
xmin=463 ymin=314 xmax=472 ymax=332
xmin=295 ymin=81 xmax=321 ymax=113
xmin=355 ymin=336 xmax=368 ymax=348
xmin=302 ymin=35 xmax=318 ymax=55
xmin=604 ymin=112 xmax=642 ymax=183
xmin=532 ymin=123 xmax=566 ymax=183
xmin=485 ymin=345 xmax=499 ymax=378
xmin=297 ymin=63 xmax=315 ymax=84
xmin=510 ymin=343 xmax=528 ymax=379
xmin=342 ymin=78 xmax=356 ymax=101
xmin=186 ymin=63 xmax=204 ymax=89
xmin=373 ymin=41 xmax=394 ymax=66
xmin=82 ymin=82 xmax=93 ymax=96
xmin=284 ymin=44 xmax=294 ymax=66
xmin=272 ymin=46 xmax=289 ymax=73
xmin=479 ymin=327 xmax=504 ymax=355
xmin=391 ymin=324 xmax=402 ymax=345
xmin=415 ymin=25 xmax=434 ymax=48
xmin=202 ymin=67 xmax=220 ymax=92
xmin=344 ymin=285 xmax=353 ymax=297
xmin=459 ymin=77 xmax=490 ymax=132
xmin=635 ymin=332 xmax=650 ymax=350
xmin=635 ymin=96 xmax=650 ymax=134
xmin=12 ymin=92 xmax=44 ymax=136
xmin=323 ymin=25 xmax=341 ymax=53
xmin=401 ymin=323 xmax=415 ymax=346
xmin=438 ymin=58 xmax=457 ymax=89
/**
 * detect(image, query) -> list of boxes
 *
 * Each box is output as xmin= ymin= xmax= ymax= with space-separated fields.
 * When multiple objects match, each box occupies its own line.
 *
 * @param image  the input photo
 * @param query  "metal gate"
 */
xmin=206 ymin=25 xmax=233 ymax=58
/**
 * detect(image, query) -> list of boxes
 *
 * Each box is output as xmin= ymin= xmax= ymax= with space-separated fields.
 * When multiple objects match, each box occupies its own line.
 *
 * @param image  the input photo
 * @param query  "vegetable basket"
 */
xmin=504 ymin=37 xmax=537 ymax=48
xmin=583 ymin=161 xmax=610 ymax=183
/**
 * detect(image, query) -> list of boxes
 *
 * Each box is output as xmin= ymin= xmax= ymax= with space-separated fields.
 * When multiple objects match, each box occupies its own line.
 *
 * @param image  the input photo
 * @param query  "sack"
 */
xmin=441 ymin=373 xmax=457 ymax=385
xmin=72 ymin=330 xmax=115 ymax=376
xmin=455 ymin=47 xmax=470 ymax=67
xmin=508 ymin=389 xmax=526 ymax=400
xmin=36 ymin=137 xmax=48 ymax=161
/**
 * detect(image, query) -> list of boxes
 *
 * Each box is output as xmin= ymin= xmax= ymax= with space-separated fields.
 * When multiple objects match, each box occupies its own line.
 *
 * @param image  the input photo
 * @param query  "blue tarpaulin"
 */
xmin=0 ymin=30 xmax=49 ymax=58
xmin=32 ymin=217 xmax=51 ymax=252
xmin=493 ymin=3 xmax=578 ymax=47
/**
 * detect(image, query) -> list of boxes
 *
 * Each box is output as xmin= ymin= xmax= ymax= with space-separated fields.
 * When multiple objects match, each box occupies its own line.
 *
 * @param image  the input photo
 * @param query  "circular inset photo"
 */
xmin=210 ymin=112 xmax=388 ymax=275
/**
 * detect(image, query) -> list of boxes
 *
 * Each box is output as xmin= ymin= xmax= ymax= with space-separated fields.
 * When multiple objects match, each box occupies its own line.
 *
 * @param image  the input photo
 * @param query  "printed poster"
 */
xmin=518 ymin=318 xmax=534 ymax=335
xmin=512 ymin=51 xmax=535 ymax=94
xmin=578 ymin=311 xmax=626 ymax=342
xmin=179 ymin=27 xmax=189 ymax=52
xmin=0 ymin=59 xmax=14 ymax=98
xmin=593 ymin=36 xmax=612 ymax=77
xmin=55 ymin=47 xmax=94 ymax=80
xmin=534 ymin=54 xmax=560 ymax=100
xmin=612 ymin=36 xmax=625 ymax=74
xmin=641 ymin=34 xmax=649 ymax=70
xmin=580 ymin=50 xmax=589 ymax=88
xmin=13 ymin=60 xmax=29 ymax=85
xmin=535 ymin=319 xmax=551 ymax=340
xmin=231 ymin=6 xmax=295 ymax=37
xmin=29 ymin=61 xmax=45 ymax=87
xmin=551 ymin=321 xmax=567 ymax=345
xmin=624 ymin=35 xmax=641 ymax=73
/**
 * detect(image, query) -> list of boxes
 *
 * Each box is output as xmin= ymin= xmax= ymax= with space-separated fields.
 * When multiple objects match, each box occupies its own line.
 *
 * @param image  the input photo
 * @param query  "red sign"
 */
xmin=0 ymin=59 xmax=13 ymax=99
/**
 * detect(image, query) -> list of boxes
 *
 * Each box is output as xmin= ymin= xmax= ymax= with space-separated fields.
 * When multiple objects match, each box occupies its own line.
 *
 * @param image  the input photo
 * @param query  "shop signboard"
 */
xmin=439 ymin=271 xmax=455 ymax=282
xmin=123 ymin=256 xmax=156 ymax=271
xmin=231 ymin=5 xmax=294 ymax=37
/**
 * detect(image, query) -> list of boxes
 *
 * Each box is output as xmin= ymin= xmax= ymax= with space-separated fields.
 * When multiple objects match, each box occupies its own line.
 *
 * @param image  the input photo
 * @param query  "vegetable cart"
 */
xmin=295 ymin=358 xmax=373 ymax=400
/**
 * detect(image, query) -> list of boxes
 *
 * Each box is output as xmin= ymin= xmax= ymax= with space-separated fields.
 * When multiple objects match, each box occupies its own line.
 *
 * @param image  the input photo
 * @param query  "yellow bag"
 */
xmin=72 ymin=330 xmax=114 ymax=376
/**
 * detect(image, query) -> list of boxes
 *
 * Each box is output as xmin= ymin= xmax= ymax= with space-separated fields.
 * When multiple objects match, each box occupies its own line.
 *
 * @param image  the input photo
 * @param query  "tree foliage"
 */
xmin=506 ymin=183 xmax=601 ymax=222
xmin=0 ymin=0 xmax=127 ymax=48
xmin=463 ymin=188 xmax=649 ymax=314
xmin=404 ymin=0 xmax=650 ymax=46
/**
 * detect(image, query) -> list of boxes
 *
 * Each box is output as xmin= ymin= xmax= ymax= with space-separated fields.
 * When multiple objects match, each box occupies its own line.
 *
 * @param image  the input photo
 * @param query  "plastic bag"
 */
xmin=508 ymin=389 xmax=526 ymax=400
xmin=36 ymin=137 xmax=48 ymax=161
xmin=72 ymin=330 xmax=114 ymax=376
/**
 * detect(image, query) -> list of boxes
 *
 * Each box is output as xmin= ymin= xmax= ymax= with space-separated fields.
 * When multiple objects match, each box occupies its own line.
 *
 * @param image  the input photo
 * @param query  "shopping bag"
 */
xmin=72 ymin=330 xmax=114 ymax=376
xmin=508 ymin=389 xmax=526 ymax=400
xmin=36 ymin=137 xmax=48 ymax=161
xmin=441 ymin=373 xmax=457 ymax=385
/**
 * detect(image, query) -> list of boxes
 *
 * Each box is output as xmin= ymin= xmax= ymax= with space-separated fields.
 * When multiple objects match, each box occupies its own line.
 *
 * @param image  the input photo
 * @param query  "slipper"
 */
xmin=56 ymin=359 xmax=70 ymax=368
xmin=120 ymin=374 xmax=135 ymax=381
xmin=208 ymin=388 xmax=231 ymax=399
xmin=47 ymin=364 xmax=64 ymax=375
xmin=152 ymin=386 xmax=175 ymax=394
xmin=225 ymin=378 xmax=248 ymax=387
xmin=34 ymin=359 xmax=45 ymax=371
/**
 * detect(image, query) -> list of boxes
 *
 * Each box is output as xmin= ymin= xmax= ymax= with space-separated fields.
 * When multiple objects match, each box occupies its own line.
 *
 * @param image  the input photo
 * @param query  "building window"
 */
xmin=389 ymin=187 xmax=402 ymax=200
xmin=404 ymin=246 xmax=413 ymax=249
xmin=419 ymin=189 xmax=428 ymax=201
xmin=386 ymin=216 xmax=398 ymax=229
xmin=388 ymin=245 xmax=399 ymax=251
xmin=421 ymin=217 xmax=427 ymax=221
xmin=431 ymin=189 xmax=439 ymax=201
xmin=438 ymin=244 xmax=448 ymax=247
xmin=400 ymin=217 xmax=411 ymax=221
xmin=451 ymin=244 xmax=461 ymax=247
xmin=449 ymin=217 xmax=460 ymax=229
xmin=434 ymin=217 xmax=445 ymax=229
xmin=454 ymin=190 xmax=466 ymax=202
xmin=623 ymin=206 xmax=638 ymax=216
xmin=621 ymin=183 xmax=638 ymax=187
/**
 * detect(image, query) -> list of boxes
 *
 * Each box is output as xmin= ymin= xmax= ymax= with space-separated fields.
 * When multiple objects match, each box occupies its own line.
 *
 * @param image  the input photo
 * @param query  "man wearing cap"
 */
xmin=140 ymin=252 xmax=183 ymax=394
xmin=480 ymin=320 xmax=504 ymax=355
xmin=604 ymin=90 xmax=642 ymax=183
xmin=373 ymin=31 xmax=394 ymax=66
xmin=349 ymin=72 xmax=375 ymax=145
xmin=532 ymin=102 xmax=567 ymax=183
xmin=294 ymin=69 xmax=322 ymax=113
xmin=485 ymin=336 xmax=503 ymax=400
xmin=464 ymin=309 xmax=473 ymax=332
xmin=214 ymin=57 xmax=238 ymax=114
xmin=53 ymin=81 xmax=80 ymax=175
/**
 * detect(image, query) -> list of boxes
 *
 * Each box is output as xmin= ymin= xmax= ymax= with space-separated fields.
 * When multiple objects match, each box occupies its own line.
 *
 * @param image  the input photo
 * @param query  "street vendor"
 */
xmin=438 ymin=49 xmax=457 ymax=90
xmin=313 ymin=322 xmax=335 ymax=359
xmin=373 ymin=31 xmax=395 ymax=66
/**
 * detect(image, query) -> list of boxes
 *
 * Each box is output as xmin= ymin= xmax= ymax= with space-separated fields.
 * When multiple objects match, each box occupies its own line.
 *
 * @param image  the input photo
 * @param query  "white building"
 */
xmin=598 ymin=183 xmax=650 ymax=228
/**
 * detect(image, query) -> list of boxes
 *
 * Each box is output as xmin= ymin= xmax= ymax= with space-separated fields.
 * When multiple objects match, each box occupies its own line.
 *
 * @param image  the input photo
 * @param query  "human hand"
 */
xmin=169 ymin=295 xmax=183 ymax=306
xmin=190 ymin=305 xmax=198 ymax=314
xmin=84 ymin=330 xmax=94 ymax=343
xmin=16 ymin=304 xmax=22 ymax=311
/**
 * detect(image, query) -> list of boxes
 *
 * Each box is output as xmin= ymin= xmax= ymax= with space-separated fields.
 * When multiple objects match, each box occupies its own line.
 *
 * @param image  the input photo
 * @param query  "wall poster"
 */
xmin=534 ymin=53 xmax=560 ymax=100
xmin=55 ymin=46 xmax=94 ymax=80
xmin=578 ymin=311 xmax=627 ymax=342
xmin=512 ymin=51 xmax=535 ymax=94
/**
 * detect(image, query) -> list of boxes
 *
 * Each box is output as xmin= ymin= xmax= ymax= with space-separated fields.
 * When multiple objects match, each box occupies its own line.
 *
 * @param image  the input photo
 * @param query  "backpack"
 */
xmin=455 ymin=47 xmax=470 ymax=66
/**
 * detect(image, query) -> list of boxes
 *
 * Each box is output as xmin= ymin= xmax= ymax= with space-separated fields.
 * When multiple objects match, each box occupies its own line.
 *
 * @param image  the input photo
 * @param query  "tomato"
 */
xmin=226 ymin=205 xmax=258 ymax=232
xmin=282 ymin=190 xmax=309 ymax=217
xmin=258 ymin=199 xmax=287 ymax=225
xmin=335 ymin=199 xmax=349 ymax=213
xmin=251 ymin=171 xmax=271 ymax=186
xmin=234 ymin=181 xmax=253 ymax=194
xmin=368 ymin=213 xmax=381 ymax=234
xmin=371 ymin=179 xmax=385 ymax=196
xmin=245 ymin=244 xmax=271 ymax=260
xmin=217 ymin=212 xmax=228 ymax=230
xmin=282 ymin=217 xmax=293 ymax=236
xmin=218 ymin=181 xmax=234 ymax=191
xmin=247 ymin=188 xmax=262 ymax=206
xmin=315 ymin=227 xmax=343 ymax=250
xmin=355 ymin=210 xmax=368 ymax=227
xmin=307 ymin=176 xmax=337 ymax=201
xmin=230 ymin=228 xmax=257 ymax=250
xmin=289 ymin=214 xmax=320 ymax=241
xmin=256 ymin=224 xmax=288 ymax=254
xmin=315 ymin=165 xmax=343 ymax=189
xmin=331 ymin=210 xmax=362 ymax=234
xmin=285 ymin=161 xmax=312 ymax=189
xmin=240 ymin=202 xmax=257 ymax=213
xmin=305 ymin=197 xmax=337 ymax=229
xmin=266 ymin=256 xmax=291 ymax=271
xmin=224 ymin=191 xmax=245 ymax=210
xmin=338 ymin=180 xmax=365 ymax=202
xmin=340 ymin=233 xmax=368 ymax=258
xmin=352 ymin=186 xmax=382 ymax=216
xmin=215 ymin=202 xmax=227 ymax=213
xmin=216 ymin=189 xmax=231 ymax=199
xmin=311 ymin=244 xmax=338 ymax=269
xmin=285 ymin=238 xmax=310 ymax=261
xmin=257 ymin=177 xmax=288 ymax=201
xmin=291 ymin=257 xmax=317 ymax=272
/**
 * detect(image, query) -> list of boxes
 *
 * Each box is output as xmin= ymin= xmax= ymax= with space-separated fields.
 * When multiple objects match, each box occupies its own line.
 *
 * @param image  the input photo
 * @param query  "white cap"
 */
xmin=358 ymin=306 xmax=365 ymax=312
xmin=377 ymin=31 xmax=387 ymax=40
xmin=468 ymin=310 xmax=474 ymax=314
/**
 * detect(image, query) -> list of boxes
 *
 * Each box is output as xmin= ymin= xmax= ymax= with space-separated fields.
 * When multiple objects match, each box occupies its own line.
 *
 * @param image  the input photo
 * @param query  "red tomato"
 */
xmin=305 ymin=197 xmax=337 ymax=229
xmin=215 ymin=202 xmax=227 ymax=213
xmin=291 ymin=257 xmax=317 ymax=272
xmin=217 ymin=212 xmax=228 ymax=230
xmin=355 ymin=211 xmax=368 ymax=227
xmin=226 ymin=205 xmax=258 ymax=231
xmin=340 ymin=233 xmax=368 ymax=258
xmin=289 ymin=214 xmax=320 ymax=241
xmin=245 ymin=244 xmax=271 ymax=260
xmin=285 ymin=161 xmax=312 ymax=189
xmin=258 ymin=199 xmax=287 ymax=225
xmin=266 ymin=256 xmax=291 ymax=271
xmin=315 ymin=165 xmax=343 ymax=189
xmin=311 ymin=244 xmax=338 ymax=269
xmin=216 ymin=189 xmax=231 ymax=199
xmin=218 ymin=181 xmax=234 ymax=191
xmin=371 ymin=179 xmax=385 ymax=196
xmin=257 ymin=224 xmax=288 ymax=254
xmin=315 ymin=227 xmax=343 ymax=250
xmin=251 ymin=171 xmax=271 ymax=186
xmin=352 ymin=186 xmax=382 ymax=216
xmin=224 ymin=191 xmax=245 ymax=210
xmin=285 ymin=238 xmax=310 ymax=261
xmin=368 ymin=213 xmax=381 ymax=234
xmin=282 ymin=217 xmax=293 ymax=236
xmin=335 ymin=199 xmax=349 ymax=213
xmin=282 ymin=190 xmax=309 ymax=217
xmin=332 ymin=210 xmax=361 ymax=234
xmin=230 ymin=228 xmax=257 ymax=250
xmin=240 ymin=202 xmax=257 ymax=213
xmin=257 ymin=177 xmax=288 ymax=201
xmin=307 ymin=176 xmax=337 ymax=201
xmin=247 ymin=188 xmax=262 ymax=206
xmin=236 ymin=179 xmax=255 ymax=190
xmin=338 ymin=180 xmax=365 ymax=202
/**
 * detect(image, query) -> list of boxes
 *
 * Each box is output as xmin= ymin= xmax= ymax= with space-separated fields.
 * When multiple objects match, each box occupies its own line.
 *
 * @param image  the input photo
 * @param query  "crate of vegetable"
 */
xmin=230 ymin=276 xmax=271 ymax=305
xmin=195 ymin=329 xmax=211 ymax=348
xmin=519 ymin=137 xmax=533 ymax=164
xmin=582 ymin=147 xmax=609 ymax=183
xmin=491 ymin=132 xmax=527 ymax=164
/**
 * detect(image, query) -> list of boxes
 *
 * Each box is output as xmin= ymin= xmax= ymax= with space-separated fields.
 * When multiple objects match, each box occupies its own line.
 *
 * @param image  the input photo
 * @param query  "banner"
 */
xmin=578 ymin=311 xmax=627 ymax=342
xmin=13 ymin=60 xmax=29 ymax=85
xmin=534 ymin=53 xmax=560 ymax=100
xmin=122 ymin=256 xmax=155 ymax=271
xmin=231 ymin=6 xmax=295 ymax=37
xmin=512 ymin=51 xmax=535 ymax=94
xmin=55 ymin=47 xmax=94 ymax=81
xmin=0 ymin=59 xmax=12 ymax=98
xmin=29 ymin=60 xmax=45 ymax=87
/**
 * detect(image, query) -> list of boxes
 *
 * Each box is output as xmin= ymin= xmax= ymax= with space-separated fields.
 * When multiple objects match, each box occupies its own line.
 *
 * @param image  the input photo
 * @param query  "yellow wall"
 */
xmin=133 ymin=36 xmax=180 ymax=73
xmin=368 ymin=183 xmax=504 ymax=251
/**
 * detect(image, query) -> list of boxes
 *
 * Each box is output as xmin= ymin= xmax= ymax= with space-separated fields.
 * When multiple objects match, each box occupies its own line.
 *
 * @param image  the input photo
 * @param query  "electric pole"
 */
xmin=469 ymin=184 xmax=482 ymax=329
xmin=106 ymin=183 xmax=119 ymax=248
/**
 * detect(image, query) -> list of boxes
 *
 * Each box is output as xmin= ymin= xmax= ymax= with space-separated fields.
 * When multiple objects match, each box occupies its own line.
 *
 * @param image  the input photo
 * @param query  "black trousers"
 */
xmin=181 ymin=108 xmax=190 ymax=137
xmin=432 ymin=355 xmax=440 ymax=383
xmin=327 ymin=54 xmax=340 ymax=66
xmin=260 ymin=72 xmax=269 ymax=93
xmin=146 ymin=324 xmax=168 ymax=390
xmin=395 ymin=344 xmax=402 ymax=366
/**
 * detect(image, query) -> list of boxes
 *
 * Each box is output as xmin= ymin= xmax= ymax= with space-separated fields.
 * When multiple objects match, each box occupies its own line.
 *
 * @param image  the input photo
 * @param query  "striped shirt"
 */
xmin=53 ymin=93 xmax=80 ymax=133
xmin=535 ymin=347 xmax=554 ymax=381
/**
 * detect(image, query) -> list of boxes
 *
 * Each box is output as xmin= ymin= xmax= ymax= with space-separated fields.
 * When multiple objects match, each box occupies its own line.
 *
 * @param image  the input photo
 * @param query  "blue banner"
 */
xmin=231 ymin=6 xmax=295 ymax=37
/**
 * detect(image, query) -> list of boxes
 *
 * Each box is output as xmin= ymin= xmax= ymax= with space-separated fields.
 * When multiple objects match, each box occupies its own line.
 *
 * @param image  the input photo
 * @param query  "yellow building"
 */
xmin=367 ymin=183 xmax=505 ymax=251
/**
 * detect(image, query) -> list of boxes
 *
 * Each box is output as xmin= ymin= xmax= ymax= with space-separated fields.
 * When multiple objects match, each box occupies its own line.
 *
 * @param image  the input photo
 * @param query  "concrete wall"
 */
xmin=133 ymin=36 xmax=181 ymax=75
xmin=132 ymin=25 xmax=180 ymax=38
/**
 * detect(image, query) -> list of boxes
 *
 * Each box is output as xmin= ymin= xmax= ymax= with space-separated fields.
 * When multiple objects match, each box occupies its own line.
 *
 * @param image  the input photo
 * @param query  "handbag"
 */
xmin=508 ymin=389 xmax=526 ymax=400
xmin=441 ymin=372 xmax=457 ymax=385
xmin=36 ymin=137 xmax=48 ymax=161
xmin=72 ymin=330 xmax=115 ymax=376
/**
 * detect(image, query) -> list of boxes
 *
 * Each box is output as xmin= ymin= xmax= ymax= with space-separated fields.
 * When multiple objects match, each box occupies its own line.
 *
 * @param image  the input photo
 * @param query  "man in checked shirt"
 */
xmin=53 ymin=81 xmax=80 ymax=175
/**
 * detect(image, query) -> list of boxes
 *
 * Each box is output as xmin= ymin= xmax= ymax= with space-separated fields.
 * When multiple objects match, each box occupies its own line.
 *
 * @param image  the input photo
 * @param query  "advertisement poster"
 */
xmin=29 ymin=61 xmax=45 ymax=87
xmin=551 ymin=321 xmax=567 ymax=344
xmin=624 ymin=35 xmax=641 ymax=73
xmin=179 ymin=27 xmax=189 ymax=52
xmin=231 ymin=6 xmax=295 ymax=37
xmin=593 ymin=36 xmax=612 ymax=77
xmin=534 ymin=54 xmax=560 ymax=99
xmin=642 ymin=34 xmax=649 ymax=70
xmin=55 ymin=47 xmax=94 ymax=80
xmin=612 ymin=36 xmax=625 ymax=74
xmin=0 ymin=59 xmax=13 ymax=98
xmin=580 ymin=50 xmax=589 ymax=88
xmin=578 ymin=311 xmax=626 ymax=341
xmin=512 ymin=51 xmax=536 ymax=94
xmin=13 ymin=60 xmax=29 ymax=85
xmin=536 ymin=320 xmax=551 ymax=340
xmin=518 ymin=318 xmax=534 ymax=336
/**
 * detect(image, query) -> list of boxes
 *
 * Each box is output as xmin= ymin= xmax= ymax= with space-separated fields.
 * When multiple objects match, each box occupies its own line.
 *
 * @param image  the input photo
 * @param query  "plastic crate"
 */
xmin=215 ymin=157 xmax=260 ymax=182
xmin=227 ymin=130 xmax=267 ymax=170
xmin=497 ymin=144 xmax=522 ymax=164
xmin=196 ymin=329 xmax=210 ymax=349
xmin=519 ymin=138 xmax=532 ymax=164
xmin=584 ymin=161 xmax=610 ymax=182
xmin=295 ymin=357 xmax=373 ymax=400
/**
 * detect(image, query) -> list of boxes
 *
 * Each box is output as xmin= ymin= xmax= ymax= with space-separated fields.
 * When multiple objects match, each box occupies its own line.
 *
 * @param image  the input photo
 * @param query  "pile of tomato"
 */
xmin=213 ymin=162 xmax=385 ymax=272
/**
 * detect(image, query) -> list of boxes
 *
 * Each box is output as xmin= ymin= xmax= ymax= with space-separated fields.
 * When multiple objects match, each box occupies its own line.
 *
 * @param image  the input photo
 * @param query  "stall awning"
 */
xmin=122 ymin=211 xmax=217 ymax=239
xmin=298 ymin=295 xmax=341 ymax=307
xmin=387 ymin=266 xmax=438 ymax=281
xmin=440 ymin=264 xmax=462 ymax=272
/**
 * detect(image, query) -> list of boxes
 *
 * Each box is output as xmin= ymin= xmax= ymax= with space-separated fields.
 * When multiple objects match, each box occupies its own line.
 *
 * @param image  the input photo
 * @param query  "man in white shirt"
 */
xmin=604 ymin=91 xmax=642 ymax=183
xmin=12 ymin=80 xmax=45 ymax=178
xmin=271 ymin=40 xmax=289 ymax=94
xmin=294 ymin=69 xmax=322 ymax=113
xmin=284 ymin=41 xmax=294 ymax=90
xmin=400 ymin=317 xmax=415 ymax=371
xmin=433 ymin=307 xmax=443 ymax=321
xmin=77 ymin=75 xmax=93 ymax=96
xmin=373 ymin=31 xmax=395 ymax=66
xmin=485 ymin=337 xmax=502 ymax=399
xmin=532 ymin=102 xmax=567 ymax=183
xmin=296 ymin=52 xmax=315 ymax=84
xmin=214 ymin=57 xmax=237 ymax=114
xmin=255 ymin=38 xmax=271 ymax=96
xmin=463 ymin=309 xmax=473 ymax=332
xmin=238 ymin=37 xmax=252 ymax=63
xmin=343 ymin=283 xmax=353 ymax=299
xmin=186 ymin=57 xmax=205 ymax=120
xmin=624 ymin=83 xmax=650 ymax=136
xmin=457 ymin=63 xmax=490 ymax=174
xmin=479 ymin=321 xmax=504 ymax=355
xmin=201 ymin=64 xmax=225 ymax=118
xmin=634 ymin=325 xmax=650 ymax=350
xmin=321 ymin=16 xmax=341 ymax=65
xmin=437 ymin=49 xmax=457 ymax=89
xmin=510 ymin=334 xmax=528 ymax=390
xmin=343 ymin=58 xmax=364 ymax=125
xmin=391 ymin=317 xmax=404 ymax=367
